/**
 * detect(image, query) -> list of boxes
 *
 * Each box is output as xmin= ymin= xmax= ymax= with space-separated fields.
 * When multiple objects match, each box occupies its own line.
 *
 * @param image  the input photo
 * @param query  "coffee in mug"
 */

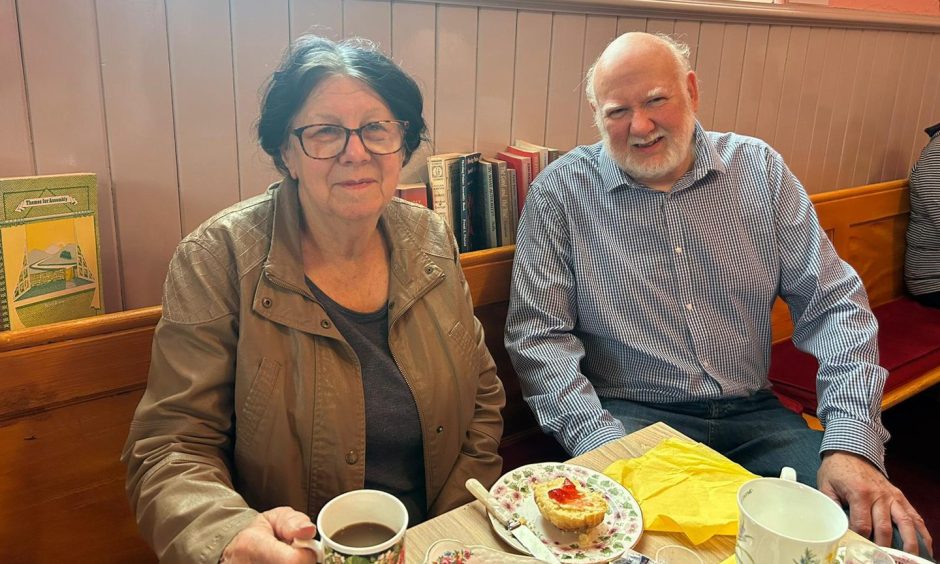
xmin=293 ymin=489 xmax=407 ymax=563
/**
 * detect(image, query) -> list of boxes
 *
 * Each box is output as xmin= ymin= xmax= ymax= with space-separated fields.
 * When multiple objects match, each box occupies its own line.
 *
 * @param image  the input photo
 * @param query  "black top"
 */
xmin=306 ymin=278 xmax=427 ymax=525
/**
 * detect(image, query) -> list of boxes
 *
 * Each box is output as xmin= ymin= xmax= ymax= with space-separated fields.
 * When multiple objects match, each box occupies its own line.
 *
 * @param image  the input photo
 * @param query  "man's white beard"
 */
xmin=601 ymin=113 xmax=696 ymax=185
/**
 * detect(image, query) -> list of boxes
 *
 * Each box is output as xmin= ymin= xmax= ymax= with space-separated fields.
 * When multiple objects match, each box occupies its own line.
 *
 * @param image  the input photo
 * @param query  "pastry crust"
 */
xmin=533 ymin=477 xmax=608 ymax=532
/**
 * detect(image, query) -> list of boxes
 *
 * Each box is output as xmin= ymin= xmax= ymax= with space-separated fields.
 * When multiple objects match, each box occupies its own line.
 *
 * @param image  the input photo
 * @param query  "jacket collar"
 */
xmin=256 ymin=178 xmax=444 ymax=332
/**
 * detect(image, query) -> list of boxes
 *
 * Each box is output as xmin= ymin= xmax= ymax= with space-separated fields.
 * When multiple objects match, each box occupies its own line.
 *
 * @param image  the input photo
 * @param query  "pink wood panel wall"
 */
xmin=2 ymin=0 xmax=939 ymax=311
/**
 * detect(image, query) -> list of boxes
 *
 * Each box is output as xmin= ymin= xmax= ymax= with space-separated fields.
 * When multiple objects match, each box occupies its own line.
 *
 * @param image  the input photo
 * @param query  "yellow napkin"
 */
xmin=603 ymin=438 xmax=757 ymax=545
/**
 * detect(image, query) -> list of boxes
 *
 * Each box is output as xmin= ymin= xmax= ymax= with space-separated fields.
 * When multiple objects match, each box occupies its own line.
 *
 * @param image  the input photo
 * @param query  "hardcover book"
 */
xmin=426 ymin=152 xmax=462 ymax=233
xmin=395 ymin=182 xmax=429 ymax=207
xmin=0 ymin=173 xmax=104 ymax=331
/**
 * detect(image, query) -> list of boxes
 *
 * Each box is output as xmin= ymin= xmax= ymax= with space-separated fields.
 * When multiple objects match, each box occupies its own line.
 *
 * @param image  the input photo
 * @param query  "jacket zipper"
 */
xmin=388 ymin=269 xmax=445 ymax=514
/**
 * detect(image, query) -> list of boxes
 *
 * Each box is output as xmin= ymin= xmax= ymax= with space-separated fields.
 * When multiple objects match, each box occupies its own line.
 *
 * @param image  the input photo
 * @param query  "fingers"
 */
xmin=846 ymin=491 xmax=874 ymax=540
xmin=262 ymin=507 xmax=317 ymax=543
xmin=889 ymin=498 xmax=933 ymax=557
xmin=222 ymin=514 xmax=315 ymax=564
xmin=869 ymin=494 xmax=894 ymax=548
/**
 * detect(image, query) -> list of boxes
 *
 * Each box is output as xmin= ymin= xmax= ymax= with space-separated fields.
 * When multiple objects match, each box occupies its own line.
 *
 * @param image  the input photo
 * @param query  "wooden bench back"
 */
xmin=0 ymin=179 xmax=910 ymax=563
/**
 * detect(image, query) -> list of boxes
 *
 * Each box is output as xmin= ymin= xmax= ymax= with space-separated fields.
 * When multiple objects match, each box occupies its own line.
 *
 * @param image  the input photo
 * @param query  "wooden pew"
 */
xmin=2 ymin=179 xmax=937 ymax=562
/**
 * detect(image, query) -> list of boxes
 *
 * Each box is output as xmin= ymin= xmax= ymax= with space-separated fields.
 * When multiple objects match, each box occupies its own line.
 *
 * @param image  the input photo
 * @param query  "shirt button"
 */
xmin=686 ymin=303 xmax=693 ymax=311
xmin=702 ymin=360 xmax=710 ymax=368
xmin=261 ymin=297 xmax=273 ymax=308
xmin=320 ymin=319 xmax=331 ymax=329
xmin=345 ymin=450 xmax=358 ymax=464
xmin=675 ymin=246 xmax=683 ymax=254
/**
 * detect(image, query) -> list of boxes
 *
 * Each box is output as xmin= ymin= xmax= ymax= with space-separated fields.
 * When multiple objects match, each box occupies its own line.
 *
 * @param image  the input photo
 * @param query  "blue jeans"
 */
xmin=600 ymin=390 xmax=935 ymax=559
xmin=600 ymin=389 xmax=823 ymax=486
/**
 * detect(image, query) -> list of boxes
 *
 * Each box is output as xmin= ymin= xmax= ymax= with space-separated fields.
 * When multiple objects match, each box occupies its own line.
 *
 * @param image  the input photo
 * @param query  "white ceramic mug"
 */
xmin=735 ymin=467 xmax=848 ymax=564
xmin=293 ymin=489 xmax=408 ymax=564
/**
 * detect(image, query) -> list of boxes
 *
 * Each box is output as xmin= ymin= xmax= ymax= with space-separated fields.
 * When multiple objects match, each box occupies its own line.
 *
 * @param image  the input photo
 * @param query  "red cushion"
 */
xmin=769 ymin=297 xmax=940 ymax=413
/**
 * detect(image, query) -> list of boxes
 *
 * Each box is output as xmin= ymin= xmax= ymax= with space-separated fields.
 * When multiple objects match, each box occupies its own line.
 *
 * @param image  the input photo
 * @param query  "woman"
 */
xmin=123 ymin=35 xmax=505 ymax=563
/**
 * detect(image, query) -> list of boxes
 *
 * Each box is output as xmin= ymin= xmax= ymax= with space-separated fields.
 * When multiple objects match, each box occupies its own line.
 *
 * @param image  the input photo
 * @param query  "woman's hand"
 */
xmin=220 ymin=507 xmax=317 ymax=563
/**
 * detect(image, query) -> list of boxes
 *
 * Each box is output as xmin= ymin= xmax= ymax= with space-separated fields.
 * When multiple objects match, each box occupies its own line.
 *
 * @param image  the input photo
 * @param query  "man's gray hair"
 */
xmin=584 ymin=33 xmax=692 ymax=106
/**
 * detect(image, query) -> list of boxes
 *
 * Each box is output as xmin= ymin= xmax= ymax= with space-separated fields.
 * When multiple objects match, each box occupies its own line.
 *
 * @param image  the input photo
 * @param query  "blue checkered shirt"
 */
xmin=505 ymin=123 xmax=889 ymax=472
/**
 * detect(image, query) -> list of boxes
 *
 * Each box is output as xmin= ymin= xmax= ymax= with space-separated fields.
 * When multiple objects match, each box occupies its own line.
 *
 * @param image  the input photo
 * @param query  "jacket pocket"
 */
xmin=236 ymin=357 xmax=281 ymax=456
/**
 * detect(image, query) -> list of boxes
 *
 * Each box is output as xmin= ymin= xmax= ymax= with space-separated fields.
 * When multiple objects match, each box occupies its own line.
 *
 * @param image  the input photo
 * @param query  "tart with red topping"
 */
xmin=533 ymin=477 xmax=608 ymax=532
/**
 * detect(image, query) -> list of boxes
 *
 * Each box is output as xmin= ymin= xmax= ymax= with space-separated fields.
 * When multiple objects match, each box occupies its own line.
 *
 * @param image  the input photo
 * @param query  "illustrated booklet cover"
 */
xmin=0 ymin=173 xmax=104 ymax=331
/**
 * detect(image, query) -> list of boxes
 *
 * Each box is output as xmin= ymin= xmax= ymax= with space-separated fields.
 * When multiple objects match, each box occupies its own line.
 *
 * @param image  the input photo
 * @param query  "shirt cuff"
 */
xmin=820 ymin=417 xmax=887 ymax=476
xmin=570 ymin=425 xmax=627 ymax=457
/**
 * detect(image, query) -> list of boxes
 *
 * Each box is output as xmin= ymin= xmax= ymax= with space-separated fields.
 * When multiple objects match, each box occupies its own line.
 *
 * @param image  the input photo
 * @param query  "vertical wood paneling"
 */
xmin=544 ymin=14 xmax=586 ymax=149
xmin=290 ymin=0 xmax=342 ymax=40
xmin=617 ymin=17 xmax=646 ymax=35
xmin=392 ymin=1 xmax=437 ymax=182
xmin=646 ymin=19 xmax=674 ymax=36
xmin=434 ymin=4 xmax=477 ymax=152
xmin=694 ymin=22 xmax=725 ymax=130
xmin=231 ymin=0 xmax=288 ymax=199
xmin=473 ymin=8 xmax=516 ymax=157
xmin=344 ymin=0 xmax=391 ymax=50
xmin=882 ymin=32 xmax=931 ymax=181
xmin=772 ymin=26 xmax=809 ymax=164
xmin=806 ymin=30 xmax=862 ymax=191
xmin=754 ymin=25 xmax=790 ymax=144
xmin=17 ymin=0 xmax=123 ymax=313
xmin=577 ymin=15 xmax=618 ymax=146
xmin=787 ymin=27 xmax=829 ymax=189
xmin=836 ymin=29 xmax=878 ymax=189
xmin=97 ymin=0 xmax=181 ymax=309
xmin=166 ymin=0 xmax=240 ymax=235
xmin=4 ymin=1 xmax=940 ymax=311
xmin=855 ymin=31 xmax=903 ymax=186
xmin=711 ymin=23 xmax=747 ymax=133
xmin=733 ymin=24 xmax=769 ymax=137
xmin=674 ymin=20 xmax=701 ymax=69
xmin=510 ymin=11 xmax=552 ymax=144
xmin=0 ymin=0 xmax=33 ymax=177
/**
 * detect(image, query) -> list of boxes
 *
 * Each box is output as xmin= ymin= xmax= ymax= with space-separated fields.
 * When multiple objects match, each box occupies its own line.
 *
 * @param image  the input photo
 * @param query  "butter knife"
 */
xmin=465 ymin=478 xmax=561 ymax=564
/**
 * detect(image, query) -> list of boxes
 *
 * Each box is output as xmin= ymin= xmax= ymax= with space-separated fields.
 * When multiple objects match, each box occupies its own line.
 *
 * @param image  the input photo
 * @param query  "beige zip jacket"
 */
xmin=122 ymin=179 xmax=505 ymax=563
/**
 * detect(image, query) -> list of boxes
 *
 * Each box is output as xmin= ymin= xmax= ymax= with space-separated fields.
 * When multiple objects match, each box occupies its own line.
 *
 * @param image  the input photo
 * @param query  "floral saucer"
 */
xmin=487 ymin=462 xmax=643 ymax=563
xmin=422 ymin=539 xmax=543 ymax=563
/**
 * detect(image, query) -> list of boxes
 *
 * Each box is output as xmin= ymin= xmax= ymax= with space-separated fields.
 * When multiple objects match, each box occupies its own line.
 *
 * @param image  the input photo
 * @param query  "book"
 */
xmin=491 ymin=159 xmax=514 ymax=246
xmin=457 ymin=152 xmax=481 ymax=252
xmin=506 ymin=168 xmax=519 ymax=241
xmin=495 ymin=151 xmax=532 ymax=219
xmin=0 ymin=173 xmax=105 ymax=331
xmin=395 ymin=182 xmax=429 ymax=207
xmin=505 ymin=145 xmax=541 ymax=179
xmin=477 ymin=159 xmax=500 ymax=249
xmin=514 ymin=139 xmax=561 ymax=167
xmin=426 ymin=152 xmax=463 ymax=234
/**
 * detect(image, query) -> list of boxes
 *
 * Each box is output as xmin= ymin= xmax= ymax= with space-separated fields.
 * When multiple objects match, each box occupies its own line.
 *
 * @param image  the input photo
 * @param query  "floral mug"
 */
xmin=736 ymin=467 xmax=848 ymax=564
xmin=294 ymin=489 xmax=407 ymax=564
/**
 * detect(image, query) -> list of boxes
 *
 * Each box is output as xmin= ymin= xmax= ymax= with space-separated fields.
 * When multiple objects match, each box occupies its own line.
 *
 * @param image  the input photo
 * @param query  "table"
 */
xmin=406 ymin=421 xmax=868 ymax=563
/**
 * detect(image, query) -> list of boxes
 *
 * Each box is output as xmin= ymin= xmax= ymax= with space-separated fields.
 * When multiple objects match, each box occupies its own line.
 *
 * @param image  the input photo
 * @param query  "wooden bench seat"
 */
xmin=1 ymin=178 xmax=935 ymax=563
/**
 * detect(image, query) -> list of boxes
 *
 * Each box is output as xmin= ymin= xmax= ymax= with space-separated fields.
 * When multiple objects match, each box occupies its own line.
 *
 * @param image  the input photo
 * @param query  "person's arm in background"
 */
xmin=910 ymin=131 xmax=940 ymax=227
xmin=768 ymin=148 xmax=932 ymax=556
xmin=428 ymin=239 xmax=505 ymax=515
xmin=122 ymin=241 xmax=314 ymax=564
xmin=505 ymin=184 xmax=626 ymax=456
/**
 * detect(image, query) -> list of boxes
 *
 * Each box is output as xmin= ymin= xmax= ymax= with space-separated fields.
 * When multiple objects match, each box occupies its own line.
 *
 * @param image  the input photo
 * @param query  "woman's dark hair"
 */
xmin=257 ymin=35 xmax=428 ymax=176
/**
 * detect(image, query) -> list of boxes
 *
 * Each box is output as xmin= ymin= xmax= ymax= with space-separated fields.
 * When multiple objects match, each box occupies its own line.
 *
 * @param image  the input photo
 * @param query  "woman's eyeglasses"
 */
xmin=292 ymin=120 xmax=408 ymax=159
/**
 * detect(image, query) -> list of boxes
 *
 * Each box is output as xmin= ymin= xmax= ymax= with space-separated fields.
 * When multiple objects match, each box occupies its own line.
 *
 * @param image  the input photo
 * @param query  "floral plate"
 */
xmin=423 ymin=539 xmax=543 ymax=563
xmin=487 ymin=462 xmax=643 ymax=563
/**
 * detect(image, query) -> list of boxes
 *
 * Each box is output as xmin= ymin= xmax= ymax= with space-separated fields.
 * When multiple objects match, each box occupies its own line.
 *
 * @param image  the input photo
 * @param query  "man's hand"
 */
xmin=220 ymin=507 xmax=317 ymax=563
xmin=818 ymin=451 xmax=933 ymax=557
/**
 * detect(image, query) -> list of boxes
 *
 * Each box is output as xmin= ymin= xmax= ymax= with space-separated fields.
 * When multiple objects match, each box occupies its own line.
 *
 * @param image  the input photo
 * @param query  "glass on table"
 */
xmin=654 ymin=545 xmax=703 ymax=564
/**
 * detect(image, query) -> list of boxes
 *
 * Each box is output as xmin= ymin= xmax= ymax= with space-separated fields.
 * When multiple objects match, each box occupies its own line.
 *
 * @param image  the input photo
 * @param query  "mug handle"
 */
xmin=779 ymin=466 xmax=797 ymax=482
xmin=291 ymin=537 xmax=324 ymax=562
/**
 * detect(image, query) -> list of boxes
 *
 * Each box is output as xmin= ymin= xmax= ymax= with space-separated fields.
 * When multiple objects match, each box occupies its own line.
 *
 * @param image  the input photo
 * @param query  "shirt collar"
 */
xmin=598 ymin=121 xmax=726 ymax=193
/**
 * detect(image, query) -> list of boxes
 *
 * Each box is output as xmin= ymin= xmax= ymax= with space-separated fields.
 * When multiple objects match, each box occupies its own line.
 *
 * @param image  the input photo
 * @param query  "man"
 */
xmin=505 ymin=32 xmax=932 ymax=556
xmin=906 ymin=121 xmax=940 ymax=308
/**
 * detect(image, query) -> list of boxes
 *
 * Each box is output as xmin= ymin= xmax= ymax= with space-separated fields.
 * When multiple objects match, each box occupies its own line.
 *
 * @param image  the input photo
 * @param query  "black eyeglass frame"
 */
xmin=291 ymin=120 xmax=410 ymax=160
